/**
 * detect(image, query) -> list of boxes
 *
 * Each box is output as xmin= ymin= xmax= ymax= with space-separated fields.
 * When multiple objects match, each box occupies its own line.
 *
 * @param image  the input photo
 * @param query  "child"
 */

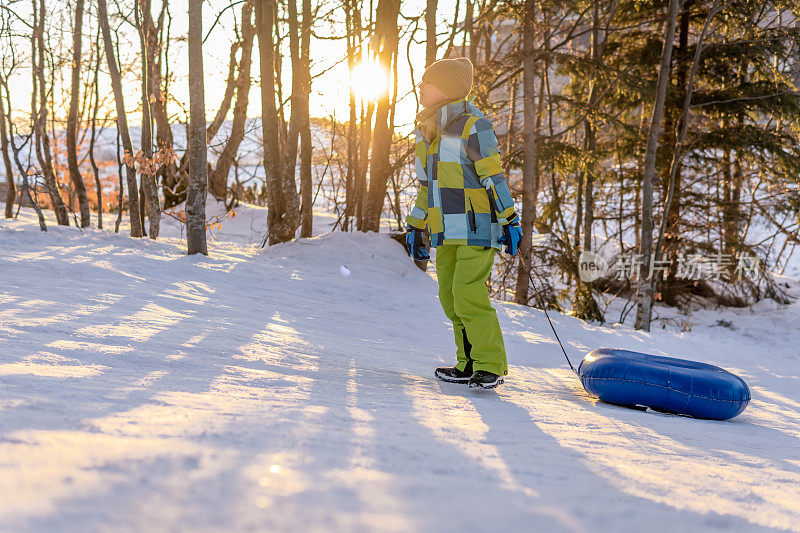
xmin=405 ymin=57 xmax=522 ymax=390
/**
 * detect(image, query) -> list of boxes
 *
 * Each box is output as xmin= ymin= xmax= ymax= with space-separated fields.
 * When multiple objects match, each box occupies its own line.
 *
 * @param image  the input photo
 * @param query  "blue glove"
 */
xmin=498 ymin=221 xmax=522 ymax=256
xmin=405 ymin=224 xmax=430 ymax=261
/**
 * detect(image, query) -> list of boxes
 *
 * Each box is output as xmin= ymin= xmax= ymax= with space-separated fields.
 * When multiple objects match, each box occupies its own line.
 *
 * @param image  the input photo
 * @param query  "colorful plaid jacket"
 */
xmin=406 ymin=98 xmax=517 ymax=250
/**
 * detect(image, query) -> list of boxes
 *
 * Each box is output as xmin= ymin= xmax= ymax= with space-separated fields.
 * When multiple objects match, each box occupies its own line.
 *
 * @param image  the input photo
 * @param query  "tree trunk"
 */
xmin=582 ymin=0 xmax=601 ymax=254
xmin=114 ymin=126 xmax=124 ymax=232
xmin=660 ymin=2 xmax=691 ymax=302
xmin=98 ymin=0 xmax=143 ymax=237
xmin=343 ymin=0 xmax=359 ymax=231
xmin=149 ymin=2 xmax=183 ymax=210
xmin=33 ymin=0 xmax=69 ymax=225
xmin=425 ymin=0 xmax=438 ymax=65
xmin=505 ymin=71 xmax=517 ymax=182
xmin=137 ymin=0 xmax=161 ymax=239
xmin=186 ymin=0 xmax=208 ymax=255
xmin=0 ymin=73 xmax=14 ymax=218
xmin=666 ymin=3 xmax=690 ymax=251
xmin=657 ymin=0 xmax=719 ymax=304
xmin=285 ymin=0 xmax=301 ymax=188
xmin=722 ymin=148 xmax=743 ymax=255
xmin=89 ymin=28 xmax=103 ymax=229
xmin=573 ymin=0 xmax=605 ymax=322
xmin=66 ymin=0 xmax=90 ymax=227
xmin=352 ymin=7 xmax=369 ymax=232
xmin=730 ymin=153 xmax=743 ymax=251
xmin=574 ymin=142 xmax=583 ymax=259
xmin=514 ymin=0 xmax=537 ymax=305
xmin=362 ymin=0 xmax=401 ymax=233
xmin=208 ymin=2 xmax=255 ymax=201
xmin=142 ymin=0 xmax=181 ymax=209
xmin=634 ymin=111 xmax=646 ymax=252
xmin=483 ymin=22 xmax=492 ymax=64
xmin=635 ymin=0 xmax=680 ymax=331
xmin=464 ymin=0 xmax=477 ymax=64
xmin=139 ymin=180 xmax=147 ymax=236
xmin=582 ymin=123 xmax=595 ymax=252
xmin=284 ymin=0 xmax=312 ymax=237
xmin=298 ymin=0 xmax=313 ymax=237
xmin=207 ymin=41 xmax=240 ymax=142
xmin=257 ymin=0 xmax=300 ymax=245
xmin=721 ymin=147 xmax=733 ymax=251
xmin=355 ymin=102 xmax=374 ymax=231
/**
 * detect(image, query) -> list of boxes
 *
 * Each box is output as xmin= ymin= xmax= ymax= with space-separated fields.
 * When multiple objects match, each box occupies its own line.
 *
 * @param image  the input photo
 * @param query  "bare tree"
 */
xmin=656 ymin=2 xmax=721 ymax=275
xmin=582 ymin=0 xmax=600 ymax=253
xmin=33 ymin=0 xmax=69 ymax=225
xmin=425 ymin=0 xmax=438 ymax=65
xmin=0 ymin=71 xmax=14 ymax=218
xmin=146 ymin=0 xmax=185 ymax=210
xmin=136 ymin=0 xmax=161 ymax=238
xmin=186 ymin=0 xmax=208 ymax=255
xmin=285 ymin=0 xmax=313 ymax=237
xmin=342 ymin=0 xmax=359 ymax=231
xmin=514 ymin=0 xmax=538 ymax=305
xmin=98 ymin=0 xmax=143 ymax=237
xmin=88 ymin=27 xmax=104 ymax=229
xmin=355 ymin=102 xmax=375 ymax=230
xmin=0 ymin=6 xmax=12 ymax=219
xmin=572 ymin=0 xmax=607 ymax=321
xmin=298 ymin=0 xmax=313 ymax=237
xmin=635 ymin=0 xmax=680 ymax=331
xmin=362 ymin=0 xmax=401 ymax=233
xmin=208 ymin=2 xmax=255 ymax=201
xmin=257 ymin=0 xmax=300 ymax=245
xmin=464 ymin=0 xmax=478 ymax=64
xmin=66 ymin=0 xmax=91 ymax=227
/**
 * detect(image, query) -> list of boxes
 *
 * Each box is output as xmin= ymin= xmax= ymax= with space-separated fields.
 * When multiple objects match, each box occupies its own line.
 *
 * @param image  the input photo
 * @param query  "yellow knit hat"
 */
xmin=421 ymin=57 xmax=474 ymax=100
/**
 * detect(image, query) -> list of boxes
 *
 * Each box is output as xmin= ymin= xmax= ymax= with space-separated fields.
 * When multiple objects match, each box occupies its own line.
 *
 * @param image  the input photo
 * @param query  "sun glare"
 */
xmin=349 ymin=60 xmax=389 ymax=101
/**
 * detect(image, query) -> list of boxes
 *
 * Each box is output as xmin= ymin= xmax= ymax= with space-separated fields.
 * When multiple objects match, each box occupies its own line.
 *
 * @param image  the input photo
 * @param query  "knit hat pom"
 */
xmin=421 ymin=57 xmax=474 ymax=100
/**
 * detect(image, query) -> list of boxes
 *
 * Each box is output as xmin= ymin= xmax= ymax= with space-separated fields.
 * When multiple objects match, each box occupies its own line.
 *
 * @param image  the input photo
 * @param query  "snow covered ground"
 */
xmin=1 ymin=203 xmax=799 ymax=532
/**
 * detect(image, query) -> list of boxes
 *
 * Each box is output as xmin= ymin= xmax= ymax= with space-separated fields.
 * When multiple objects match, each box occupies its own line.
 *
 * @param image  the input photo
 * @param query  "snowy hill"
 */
xmin=1 ymin=207 xmax=799 ymax=532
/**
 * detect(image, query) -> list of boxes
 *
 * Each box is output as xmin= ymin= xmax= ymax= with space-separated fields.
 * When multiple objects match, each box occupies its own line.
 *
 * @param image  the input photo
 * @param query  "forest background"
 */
xmin=1 ymin=0 xmax=799 ymax=331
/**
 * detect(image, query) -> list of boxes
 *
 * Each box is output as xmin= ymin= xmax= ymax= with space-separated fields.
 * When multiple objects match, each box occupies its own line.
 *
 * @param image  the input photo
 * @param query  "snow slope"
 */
xmin=1 ymin=206 xmax=799 ymax=532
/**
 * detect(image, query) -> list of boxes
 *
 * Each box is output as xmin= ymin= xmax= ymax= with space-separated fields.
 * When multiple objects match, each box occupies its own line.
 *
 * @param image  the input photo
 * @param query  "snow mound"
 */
xmin=258 ymin=230 xmax=427 ymax=282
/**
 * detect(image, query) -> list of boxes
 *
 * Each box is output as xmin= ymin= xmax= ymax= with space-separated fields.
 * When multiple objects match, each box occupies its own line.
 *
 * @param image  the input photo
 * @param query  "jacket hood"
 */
xmin=416 ymin=97 xmax=484 ymax=140
xmin=433 ymin=97 xmax=484 ymax=134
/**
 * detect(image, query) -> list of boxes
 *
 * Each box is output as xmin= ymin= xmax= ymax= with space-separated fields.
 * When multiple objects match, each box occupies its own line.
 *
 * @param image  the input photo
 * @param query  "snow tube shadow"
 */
xmin=578 ymin=348 xmax=750 ymax=420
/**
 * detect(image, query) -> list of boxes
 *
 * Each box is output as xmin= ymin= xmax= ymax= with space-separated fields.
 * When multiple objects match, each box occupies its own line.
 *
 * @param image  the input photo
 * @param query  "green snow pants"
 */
xmin=435 ymin=244 xmax=508 ymax=376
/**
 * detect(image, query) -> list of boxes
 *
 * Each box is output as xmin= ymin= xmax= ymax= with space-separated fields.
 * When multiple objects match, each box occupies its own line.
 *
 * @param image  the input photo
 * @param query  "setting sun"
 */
xmin=349 ymin=60 xmax=389 ymax=101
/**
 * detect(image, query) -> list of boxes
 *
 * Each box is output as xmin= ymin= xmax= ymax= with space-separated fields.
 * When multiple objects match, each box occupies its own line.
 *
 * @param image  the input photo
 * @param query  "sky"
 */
xmin=2 ymin=0 xmax=461 ymax=137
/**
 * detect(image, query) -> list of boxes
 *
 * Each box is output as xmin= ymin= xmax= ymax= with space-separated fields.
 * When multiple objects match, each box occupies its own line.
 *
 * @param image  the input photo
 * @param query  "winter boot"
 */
xmin=435 ymin=365 xmax=473 ymax=384
xmin=468 ymin=370 xmax=504 ymax=390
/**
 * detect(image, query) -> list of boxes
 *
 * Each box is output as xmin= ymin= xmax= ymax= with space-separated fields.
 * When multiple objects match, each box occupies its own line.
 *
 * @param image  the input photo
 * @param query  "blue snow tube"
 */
xmin=578 ymin=348 xmax=750 ymax=420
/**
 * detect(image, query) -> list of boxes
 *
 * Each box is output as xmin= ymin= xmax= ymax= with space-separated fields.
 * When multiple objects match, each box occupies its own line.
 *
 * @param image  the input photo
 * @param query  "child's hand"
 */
xmin=498 ymin=221 xmax=522 ymax=256
xmin=405 ymin=224 xmax=430 ymax=261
